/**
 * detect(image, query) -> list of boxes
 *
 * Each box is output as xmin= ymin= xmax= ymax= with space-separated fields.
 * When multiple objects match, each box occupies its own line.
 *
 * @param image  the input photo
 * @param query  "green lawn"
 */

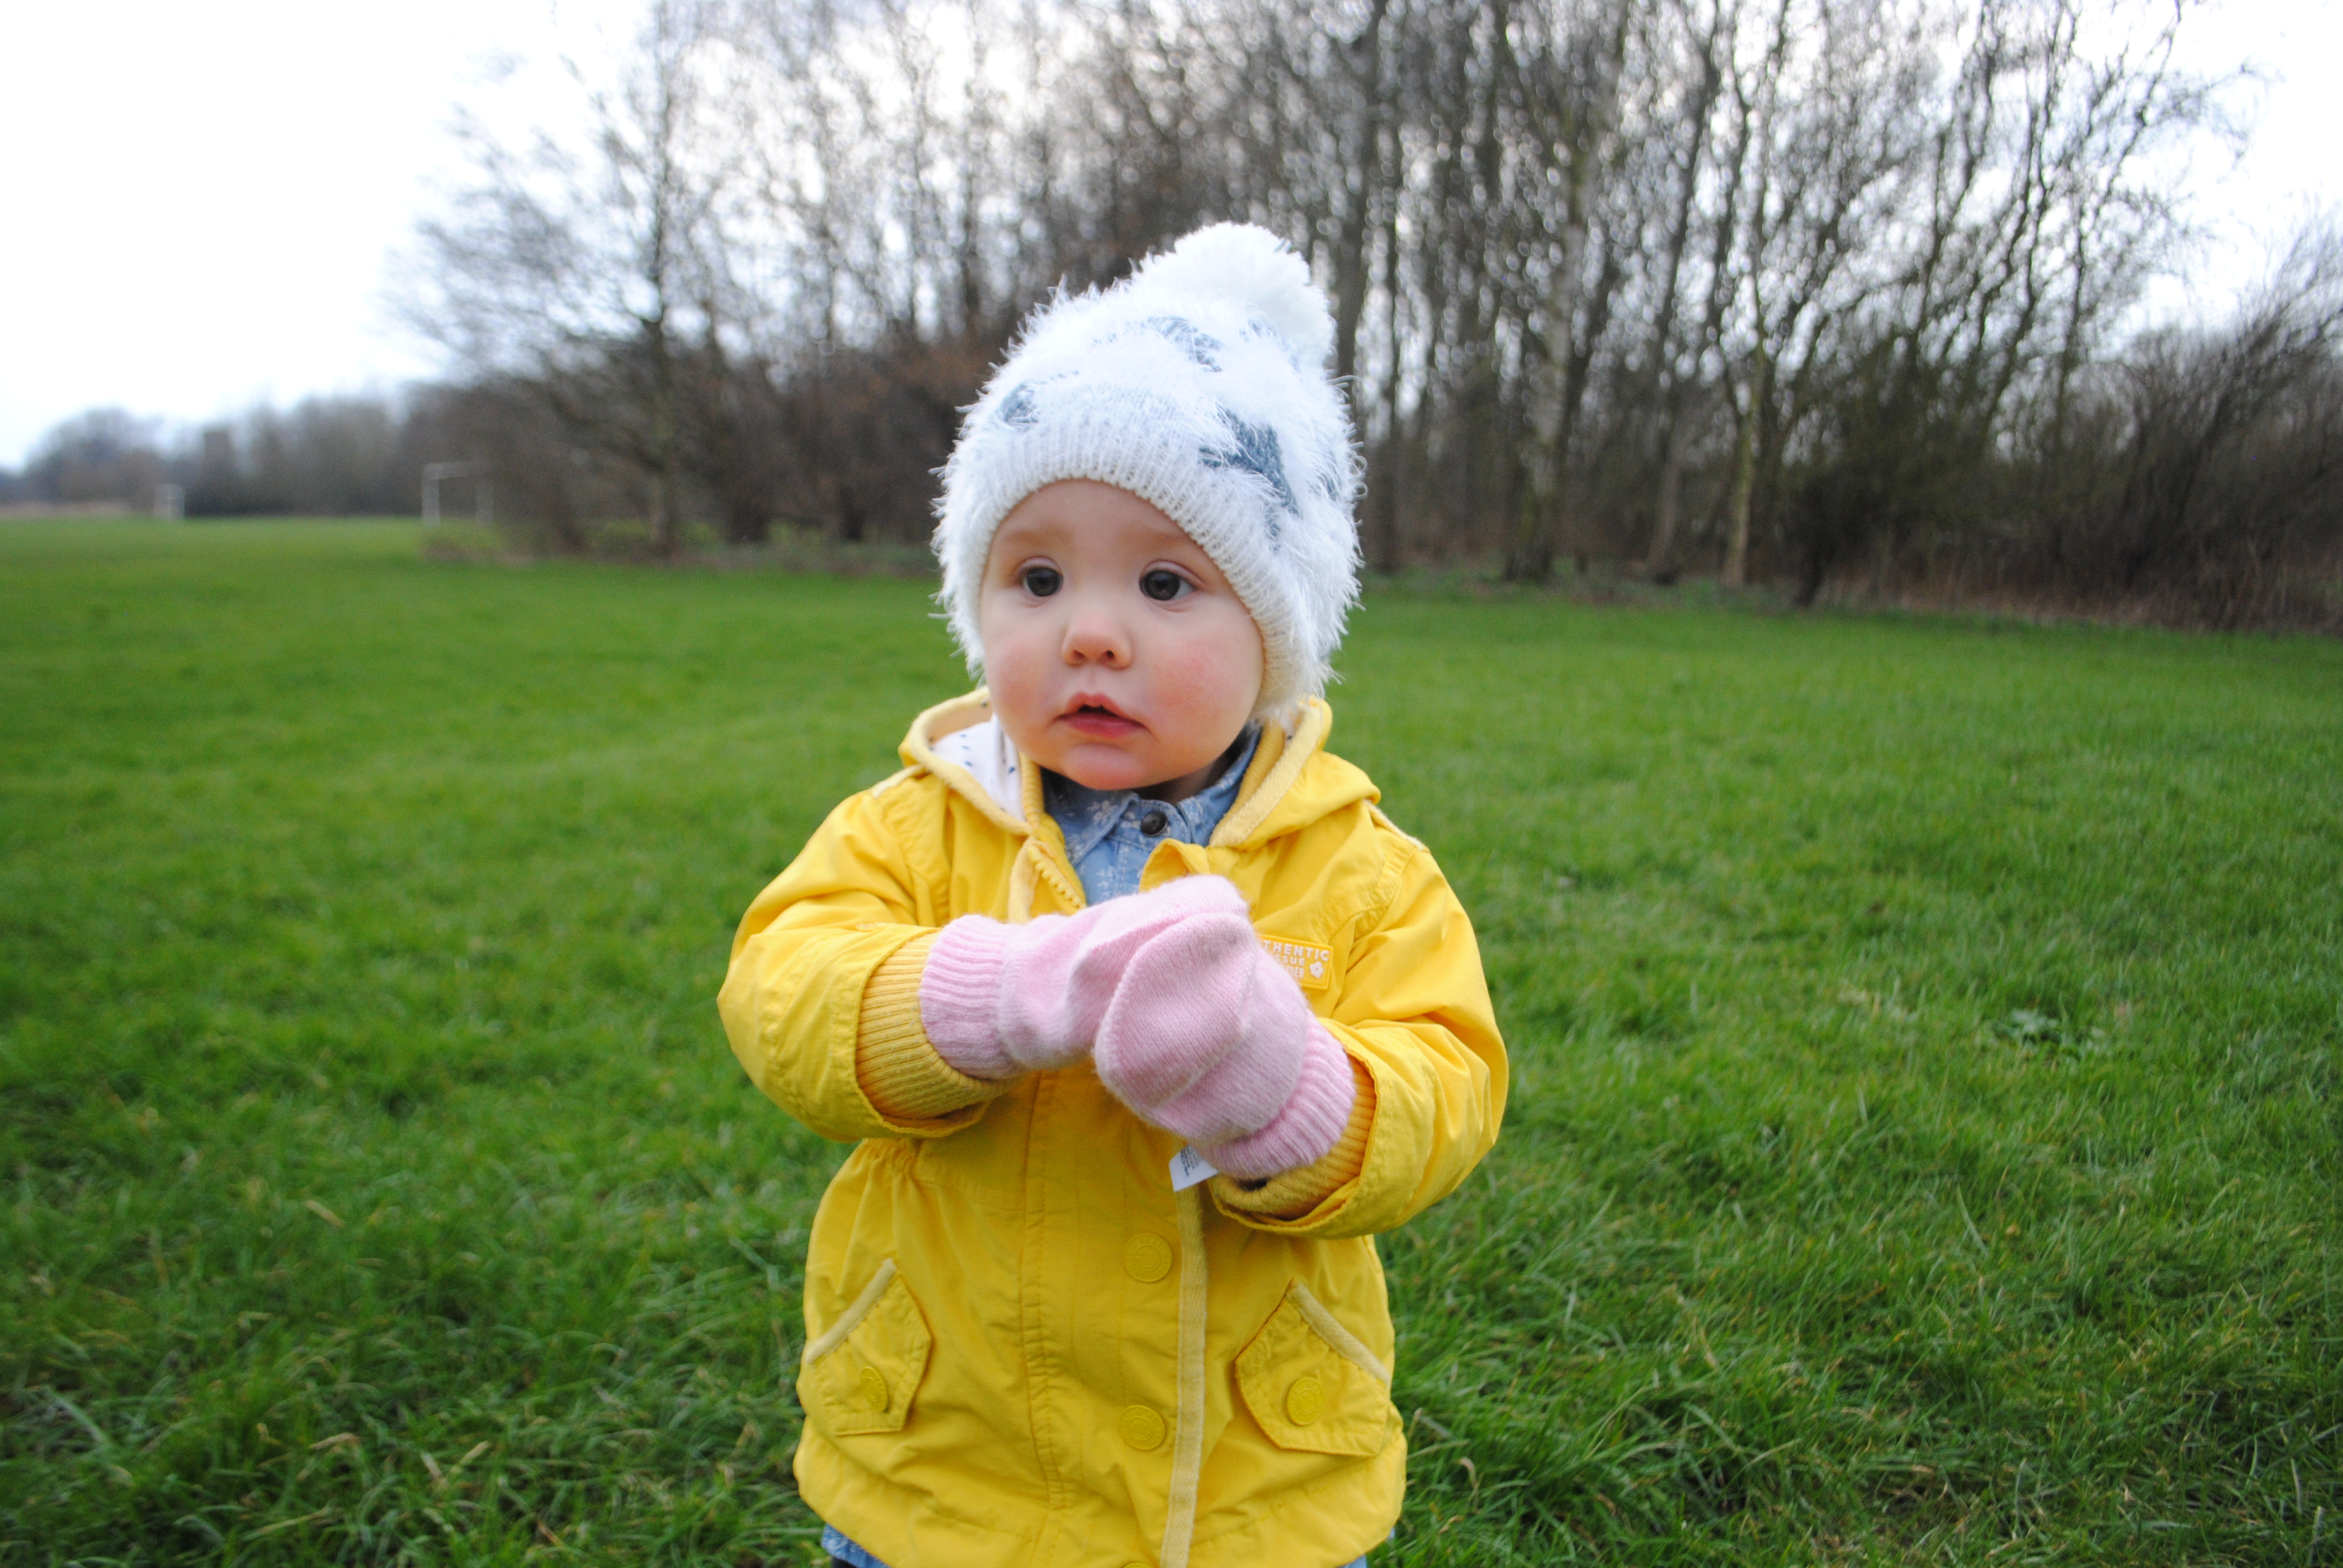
xmin=3 ymin=520 xmax=2337 ymax=1565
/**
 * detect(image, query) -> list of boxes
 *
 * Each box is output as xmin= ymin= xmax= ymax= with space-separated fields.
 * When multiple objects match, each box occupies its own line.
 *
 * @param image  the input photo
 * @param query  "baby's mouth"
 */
xmin=1061 ymin=702 xmax=1144 ymax=739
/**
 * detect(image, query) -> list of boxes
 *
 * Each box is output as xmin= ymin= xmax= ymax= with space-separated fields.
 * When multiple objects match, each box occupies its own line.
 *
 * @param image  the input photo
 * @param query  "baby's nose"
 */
xmin=1061 ymin=609 xmax=1131 ymax=665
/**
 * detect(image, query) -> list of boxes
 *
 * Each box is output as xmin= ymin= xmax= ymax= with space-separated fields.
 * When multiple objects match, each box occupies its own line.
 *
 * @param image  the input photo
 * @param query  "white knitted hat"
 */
xmin=934 ymin=223 xmax=1362 ymax=718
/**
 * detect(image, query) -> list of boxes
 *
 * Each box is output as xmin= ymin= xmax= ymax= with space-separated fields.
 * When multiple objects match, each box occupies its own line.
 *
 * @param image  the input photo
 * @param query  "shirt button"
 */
xmin=1139 ymin=809 xmax=1168 ymax=835
xmin=1285 ymin=1376 xmax=1325 ymax=1425
xmin=1123 ymin=1233 xmax=1172 ymax=1283
xmin=858 ymin=1367 xmax=890 ymax=1413
xmin=1119 ymin=1403 xmax=1167 ymax=1450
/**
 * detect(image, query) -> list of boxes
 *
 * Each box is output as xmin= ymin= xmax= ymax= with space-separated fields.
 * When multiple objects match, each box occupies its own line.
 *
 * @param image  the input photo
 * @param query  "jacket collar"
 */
xmin=900 ymin=690 xmax=1377 ymax=850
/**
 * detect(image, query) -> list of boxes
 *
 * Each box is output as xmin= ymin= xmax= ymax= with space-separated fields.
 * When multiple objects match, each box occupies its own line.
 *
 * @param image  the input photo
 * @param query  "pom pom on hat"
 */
xmin=1135 ymin=223 xmax=1334 ymax=364
xmin=932 ymin=222 xmax=1362 ymax=720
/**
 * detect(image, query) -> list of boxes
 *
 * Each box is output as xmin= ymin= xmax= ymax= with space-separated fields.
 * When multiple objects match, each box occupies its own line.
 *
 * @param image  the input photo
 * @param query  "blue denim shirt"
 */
xmin=1043 ymin=725 xmax=1262 ymax=904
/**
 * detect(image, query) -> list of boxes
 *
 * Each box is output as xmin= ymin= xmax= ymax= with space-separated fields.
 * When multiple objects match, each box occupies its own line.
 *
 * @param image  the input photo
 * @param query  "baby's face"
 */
xmin=978 ymin=480 xmax=1263 ymax=800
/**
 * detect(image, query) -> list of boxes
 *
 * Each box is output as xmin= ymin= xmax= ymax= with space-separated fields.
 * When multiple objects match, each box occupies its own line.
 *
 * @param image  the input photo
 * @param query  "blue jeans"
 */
xmin=824 ymin=1523 xmax=1371 ymax=1566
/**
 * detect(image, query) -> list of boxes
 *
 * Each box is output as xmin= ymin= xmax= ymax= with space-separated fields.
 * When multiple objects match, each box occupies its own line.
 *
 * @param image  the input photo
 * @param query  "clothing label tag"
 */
xmin=1260 ymin=937 xmax=1335 ymax=992
xmin=1168 ymin=1146 xmax=1219 ymax=1192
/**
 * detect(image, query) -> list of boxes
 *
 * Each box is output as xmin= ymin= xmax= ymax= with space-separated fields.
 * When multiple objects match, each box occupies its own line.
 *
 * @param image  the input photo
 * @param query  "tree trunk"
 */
xmin=1370 ymin=116 xmax=1404 ymax=575
xmin=649 ymin=321 xmax=679 ymax=556
xmin=1642 ymin=15 xmax=1721 ymax=579
xmin=1723 ymin=396 xmax=1754 ymax=587
xmin=1505 ymin=0 xmax=1631 ymax=584
xmin=1331 ymin=0 xmax=1391 ymax=396
xmin=1507 ymin=487 xmax=1556 ymax=584
xmin=1647 ymin=428 xmax=1685 ymax=576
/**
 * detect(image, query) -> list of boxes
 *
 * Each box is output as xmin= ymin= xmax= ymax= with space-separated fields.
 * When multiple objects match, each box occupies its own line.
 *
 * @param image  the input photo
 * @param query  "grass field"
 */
xmin=2 ymin=519 xmax=2338 ymax=1566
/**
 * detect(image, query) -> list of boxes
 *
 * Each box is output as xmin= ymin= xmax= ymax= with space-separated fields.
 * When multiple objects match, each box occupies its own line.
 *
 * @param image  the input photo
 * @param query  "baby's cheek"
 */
xmin=1157 ymin=624 xmax=1260 ymax=727
xmin=980 ymin=622 xmax=1055 ymax=737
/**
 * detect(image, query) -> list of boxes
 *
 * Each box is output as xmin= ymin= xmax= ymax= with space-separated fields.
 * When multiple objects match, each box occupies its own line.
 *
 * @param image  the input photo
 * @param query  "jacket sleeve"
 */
xmin=1209 ymin=836 xmax=1507 ymax=1238
xmin=719 ymin=782 xmax=1000 ymax=1143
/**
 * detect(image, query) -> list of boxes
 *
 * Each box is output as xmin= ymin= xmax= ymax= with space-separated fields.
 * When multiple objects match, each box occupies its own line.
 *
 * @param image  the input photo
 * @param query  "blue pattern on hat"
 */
xmin=1136 ymin=315 xmax=1225 ymax=370
xmin=995 ymin=382 xmax=1041 ymax=428
xmin=1203 ymin=412 xmax=1297 ymax=531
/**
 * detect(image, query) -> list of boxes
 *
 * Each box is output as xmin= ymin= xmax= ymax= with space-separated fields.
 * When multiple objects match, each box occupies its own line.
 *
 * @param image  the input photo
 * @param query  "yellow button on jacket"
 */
xmin=720 ymin=692 xmax=1507 ymax=1568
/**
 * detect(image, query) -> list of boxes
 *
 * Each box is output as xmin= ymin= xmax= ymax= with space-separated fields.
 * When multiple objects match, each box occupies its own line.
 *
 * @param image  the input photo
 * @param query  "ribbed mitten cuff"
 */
xmin=856 ymin=932 xmax=1001 ymax=1120
xmin=1198 ymin=1021 xmax=1357 ymax=1180
xmin=919 ymin=915 xmax=1021 ymax=1081
xmin=1215 ymin=1056 xmax=1375 ymax=1218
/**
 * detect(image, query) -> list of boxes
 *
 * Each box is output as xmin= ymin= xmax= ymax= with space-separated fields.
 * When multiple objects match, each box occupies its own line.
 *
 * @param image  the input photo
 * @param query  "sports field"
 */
xmin=3 ymin=520 xmax=2338 ymax=1564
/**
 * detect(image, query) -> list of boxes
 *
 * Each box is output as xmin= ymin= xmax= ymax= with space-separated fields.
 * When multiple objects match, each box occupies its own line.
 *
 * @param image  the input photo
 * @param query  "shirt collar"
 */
xmin=1044 ymin=724 xmax=1262 ymax=864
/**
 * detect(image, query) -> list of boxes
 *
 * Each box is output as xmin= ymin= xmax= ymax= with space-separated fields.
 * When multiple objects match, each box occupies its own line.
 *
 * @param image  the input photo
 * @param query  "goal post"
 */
xmin=421 ymin=462 xmax=491 ymax=528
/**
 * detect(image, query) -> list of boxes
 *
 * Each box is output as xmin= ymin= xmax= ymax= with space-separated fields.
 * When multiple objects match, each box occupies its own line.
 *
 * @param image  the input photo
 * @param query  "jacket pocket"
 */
xmin=801 ymin=1260 xmax=932 ymax=1437
xmin=1235 ymin=1281 xmax=1397 ymax=1457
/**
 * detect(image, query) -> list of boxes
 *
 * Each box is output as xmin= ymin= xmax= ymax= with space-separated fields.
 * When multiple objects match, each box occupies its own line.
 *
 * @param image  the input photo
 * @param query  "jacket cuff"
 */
xmin=857 ymin=932 xmax=1004 ymax=1121
xmin=1210 ymin=1055 xmax=1376 ymax=1220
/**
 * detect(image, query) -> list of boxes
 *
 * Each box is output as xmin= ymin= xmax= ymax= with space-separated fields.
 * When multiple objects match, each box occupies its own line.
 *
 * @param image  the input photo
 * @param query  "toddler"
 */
xmin=720 ymin=224 xmax=1506 ymax=1568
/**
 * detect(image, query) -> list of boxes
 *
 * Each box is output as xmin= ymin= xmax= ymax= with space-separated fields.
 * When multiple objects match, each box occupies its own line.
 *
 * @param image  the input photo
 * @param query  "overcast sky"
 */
xmin=1 ymin=0 xmax=2335 ymax=467
xmin=0 ymin=0 xmax=635 ymax=467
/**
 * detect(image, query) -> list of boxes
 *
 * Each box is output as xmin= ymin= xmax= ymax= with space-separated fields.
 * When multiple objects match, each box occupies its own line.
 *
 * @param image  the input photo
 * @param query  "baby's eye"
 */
xmin=1021 ymin=565 xmax=1063 ymax=597
xmin=1140 ymin=569 xmax=1192 ymax=603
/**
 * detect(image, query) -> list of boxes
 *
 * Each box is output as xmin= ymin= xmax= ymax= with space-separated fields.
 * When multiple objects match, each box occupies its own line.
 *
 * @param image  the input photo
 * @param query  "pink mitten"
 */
xmin=918 ymin=877 xmax=1251 ymax=1081
xmin=1093 ymin=900 xmax=1357 ymax=1179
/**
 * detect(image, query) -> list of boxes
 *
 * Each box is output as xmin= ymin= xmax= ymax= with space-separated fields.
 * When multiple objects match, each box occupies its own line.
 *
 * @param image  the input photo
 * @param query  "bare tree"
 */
xmin=20 ymin=410 xmax=170 ymax=509
xmin=388 ymin=0 xmax=2319 ymax=628
xmin=2096 ymin=230 xmax=2343 ymax=620
xmin=408 ymin=0 xmax=736 ymax=553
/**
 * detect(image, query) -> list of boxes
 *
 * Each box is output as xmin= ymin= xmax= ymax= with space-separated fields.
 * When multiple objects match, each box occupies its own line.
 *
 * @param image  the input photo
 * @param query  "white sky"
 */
xmin=0 ymin=0 xmax=2335 ymax=466
xmin=0 ymin=0 xmax=637 ymax=466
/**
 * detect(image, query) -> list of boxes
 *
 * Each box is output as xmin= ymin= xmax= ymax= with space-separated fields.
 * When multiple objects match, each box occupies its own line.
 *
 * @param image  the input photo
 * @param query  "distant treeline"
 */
xmin=4 ymin=400 xmax=424 ymax=519
xmin=12 ymin=0 xmax=2341 ymax=631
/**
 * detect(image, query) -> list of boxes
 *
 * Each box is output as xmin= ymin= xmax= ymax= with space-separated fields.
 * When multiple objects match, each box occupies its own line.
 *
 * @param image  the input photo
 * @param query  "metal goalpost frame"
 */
xmin=421 ymin=462 xmax=492 ymax=528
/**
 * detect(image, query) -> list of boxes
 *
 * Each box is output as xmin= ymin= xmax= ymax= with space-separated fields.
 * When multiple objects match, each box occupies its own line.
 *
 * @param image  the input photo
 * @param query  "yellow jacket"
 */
xmin=720 ymin=692 xmax=1506 ymax=1568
